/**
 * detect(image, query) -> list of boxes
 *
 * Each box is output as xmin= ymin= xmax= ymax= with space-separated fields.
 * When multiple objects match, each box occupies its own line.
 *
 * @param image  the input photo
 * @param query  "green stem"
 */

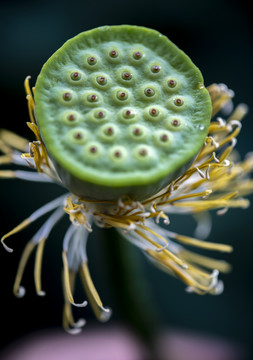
xmin=103 ymin=228 xmax=163 ymax=359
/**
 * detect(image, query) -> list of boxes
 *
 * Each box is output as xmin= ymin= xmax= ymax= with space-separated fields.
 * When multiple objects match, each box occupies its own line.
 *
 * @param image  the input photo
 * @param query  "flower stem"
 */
xmin=103 ymin=228 xmax=162 ymax=359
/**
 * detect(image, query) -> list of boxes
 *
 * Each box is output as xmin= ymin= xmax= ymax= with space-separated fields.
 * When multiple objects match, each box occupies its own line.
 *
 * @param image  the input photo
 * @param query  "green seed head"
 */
xmin=35 ymin=25 xmax=212 ymax=201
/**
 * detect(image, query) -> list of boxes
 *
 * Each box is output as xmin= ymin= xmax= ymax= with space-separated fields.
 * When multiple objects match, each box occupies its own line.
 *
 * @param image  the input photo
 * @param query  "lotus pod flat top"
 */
xmin=35 ymin=25 xmax=212 ymax=195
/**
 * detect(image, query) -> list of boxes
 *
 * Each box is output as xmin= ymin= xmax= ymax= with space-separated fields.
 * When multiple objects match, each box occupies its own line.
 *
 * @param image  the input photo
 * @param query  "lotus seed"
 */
xmin=90 ymin=146 xmax=97 ymax=153
xmin=74 ymin=132 xmax=82 ymax=139
xmin=139 ymin=149 xmax=147 ymax=156
xmin=87 ymin=57 xmax=97 ymax=65
xmin=68 ymin=114 xmax=75 ymax=121
xmin=71 ymin=72 xmax=81 ymax=81
xmin=133 ymin=51 xmax=142 ymax=59
xmin=133 ymin=128 xmax=141 ymax=136
xmin=160 ymin=134 xmax=168 ymax=142
xmin=96 ymin=111 xmax=104 ymax=118
xmin=105 ymin=127 xmax=114 ymax=135
xmin=63 ymin=92 xmax=72 ymax=101
xmin=172 ymin=119 xmax=179 ymax=126
xmin=114 ymin=151 xmax=121 ymax=157
xmin=117 ymin=91 xmax=128 ymax=100
xmin=174 ymin=98 xmax=183 ymax=106
xmin=96 ymin=76 xmax=107 ymax=85
xmin=144 ymin=88 xmax=155 ymax=97
xmin=122 ymin=72 xmax=132 ymax=80
xmin=168 ymin=79 xmax=177 ymax=88
xmin=151 ymin=65 xmax=160 ymax=73
xmin=150 ymin=108 xmax=159 ymax=116
xmin=88 ymin=94 xmax=98 ymax=102
xmin=110 ymin=50 xmax=118 ymax=58
xmin=124 ymin=109 xmax=135 ymax=118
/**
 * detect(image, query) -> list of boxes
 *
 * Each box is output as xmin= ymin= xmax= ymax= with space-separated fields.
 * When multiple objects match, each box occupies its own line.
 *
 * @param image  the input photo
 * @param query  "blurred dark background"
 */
xmin=0 ymin=0 xmax=252 ymax=358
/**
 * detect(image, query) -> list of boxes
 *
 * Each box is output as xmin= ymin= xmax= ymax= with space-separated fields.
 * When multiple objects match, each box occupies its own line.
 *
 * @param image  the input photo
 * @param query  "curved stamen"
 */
xmin=1 ymin=194 xmax=66 ymax=252
xmin=80 ymin=262 xmax=112 ymax=322
xmin=13 ymin=241 xmax=36 ymax=297
xmin=62 ymin=250 xmax=88 ymax=307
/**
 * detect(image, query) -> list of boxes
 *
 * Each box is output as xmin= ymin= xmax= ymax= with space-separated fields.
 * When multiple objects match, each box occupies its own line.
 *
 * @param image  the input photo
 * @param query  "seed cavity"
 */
xmin=154 ymin=130 xmax=171 ymax=147
xmin=151 ymin=65 xmax=160 ymax=73
xmin=133 ymin=51 xmax=142 ymax=60
xmin=71 ymin=72 xmax=81 ymax=81
xmin=172 ymin=119 xmax=180 ymax=126
xmin=109 ymin=50 xmax=118 ymax=58
xmin=88 ymin=94 xmax=98 ymax=102
xmin=168 ymin=79 xmax=177 ymax=88
xmin=122 ymin=72 xmax=132 ymax=80
xmin=117 ymin=91 xmax=128 ymax=100
xmin=125 ymin=109 xmax=133 ymax=118
xmin=68 ymin=114 xmax=76 ymax=121
xmin=96 ymin=76 xmax=107 ymax=85
xmin=165 ymin=116 xmax=184 ymax=131
xmin=104 ymin=127 xmax=114 ymax=136
xmin=119 ymin=108 xmax=138 ymax=123
xmin=96 ymin=111 xmax=105 ymax=119
xmin=144 ymin=88 xmax=155 ymax=97
xmin=133 ymin=128 xmax=141 ymax=136
xmin=74 ymin=132 xmax=83 ymax=140
xmin=160 ymin=133 xmax=168 ymax=142
xmin=109 ymin=146 xmax=127 ymax=163
xmin=139 ymin=148 xmax=147 ymax=156
xmin=99 ymin=124 xmax=118 ymax=141
xmin=63 ymin=92 xmax=72 ymax=101
xmin=69 ymin=129 xmax=88 ymax=144
xmin=150 ymin=108 xmax=159 ymax=117
xmin=174 ymin=98 xmax=184 ymax=106
xmin=114 ymin=150 xmax=121 ymax=158
xmin=87 ymin=56 xmax=97 ymax=65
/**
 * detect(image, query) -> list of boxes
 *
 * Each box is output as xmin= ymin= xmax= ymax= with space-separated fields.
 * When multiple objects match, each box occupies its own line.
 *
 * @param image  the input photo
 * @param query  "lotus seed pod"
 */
xmin=35 ymin=25 xmax=212 ymax=201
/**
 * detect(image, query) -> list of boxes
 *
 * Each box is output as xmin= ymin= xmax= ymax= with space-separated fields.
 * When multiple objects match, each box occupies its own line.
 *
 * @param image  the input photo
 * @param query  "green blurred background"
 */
xmin=0 ymin=0 xmax=252 ymax=358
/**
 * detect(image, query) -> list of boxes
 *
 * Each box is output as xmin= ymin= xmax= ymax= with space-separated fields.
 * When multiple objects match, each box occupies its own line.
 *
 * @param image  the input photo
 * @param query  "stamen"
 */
xmin=212 ymin=152 xmax=220 ymax=163
xmin=62 ymin=251 xmax=88 ymax=307
xmin=217 ymin=207 xmax=229 ymax=216
xmin=0 ymin=129 xmax=29 ymax=152
xmin=14 ymin=170 xmax=53 ymax=182
xmin=168 ymin=231 xmax=233 ymax=252
xmin=34 ymin=238 xmax=47 ymax=296
xmin=1 ymin=219 xmax=31 ymax=252
xmin=1 ymin=195 xmax=66 ymax=252
xmin=0 ymin=170 xmax=16 ymax=179
xmin=227 ymin=103 xmax=249 ymax=122
xmin=13 ymin=241 xmax=36 ymax=297
xmin=206 ymin=164 xmax=211 ymax=180
xmin=195 ymin=167 xmax=205 ymax=178
xmin=180 ymin=248 xmax=231 ymax=273
xmin=80 ymin=262 xmax=112 ymax=322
